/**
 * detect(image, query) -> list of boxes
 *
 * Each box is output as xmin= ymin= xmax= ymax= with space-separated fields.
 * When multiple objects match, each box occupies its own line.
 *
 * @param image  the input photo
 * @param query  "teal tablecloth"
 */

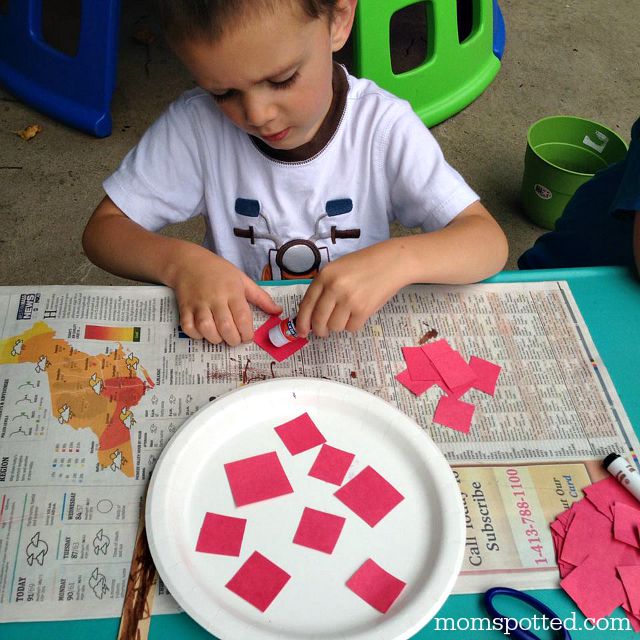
xmin=5 ymin=267 xmax=640 ymax=639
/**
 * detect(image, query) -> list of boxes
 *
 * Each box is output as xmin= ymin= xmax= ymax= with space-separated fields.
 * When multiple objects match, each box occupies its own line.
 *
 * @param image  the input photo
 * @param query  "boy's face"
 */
xmin=174 ymin=1 xmax=355 ymax=150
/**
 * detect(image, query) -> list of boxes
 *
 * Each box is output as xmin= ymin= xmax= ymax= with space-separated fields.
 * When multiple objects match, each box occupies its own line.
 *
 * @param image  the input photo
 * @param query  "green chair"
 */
xmin=352 ymin=0 xmax=503 ymax=126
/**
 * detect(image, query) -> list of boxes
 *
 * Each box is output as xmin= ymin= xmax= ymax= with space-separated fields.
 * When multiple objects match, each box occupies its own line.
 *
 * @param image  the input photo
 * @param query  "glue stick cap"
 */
xmin=268 ymin=316 xmax=298 ymax=347
xmin=269 ymin=322 xmax=290 ymax=347
xmin=603 ymin=453 xmax=620 ymax=469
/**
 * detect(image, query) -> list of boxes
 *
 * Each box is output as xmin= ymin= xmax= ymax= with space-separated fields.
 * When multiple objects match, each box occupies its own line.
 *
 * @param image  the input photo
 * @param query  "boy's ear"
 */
xmin=330 ymin=0 xmax=357 ymax=52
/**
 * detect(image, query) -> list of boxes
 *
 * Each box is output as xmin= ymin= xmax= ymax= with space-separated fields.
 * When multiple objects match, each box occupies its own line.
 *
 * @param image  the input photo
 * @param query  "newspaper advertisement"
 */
xmin=0 ymin=281 xmax=637 ymax=620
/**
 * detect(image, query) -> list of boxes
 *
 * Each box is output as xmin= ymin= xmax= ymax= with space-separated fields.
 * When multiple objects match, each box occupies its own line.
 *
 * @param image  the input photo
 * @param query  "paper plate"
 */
xmin=146 ymin=378 xmax=464 ymax=640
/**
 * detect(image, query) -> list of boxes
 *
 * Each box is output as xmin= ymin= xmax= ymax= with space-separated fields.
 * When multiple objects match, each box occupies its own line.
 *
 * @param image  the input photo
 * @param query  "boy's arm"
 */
xmin=82 ymin=196 xmax=281 ymax=344
xmin=295 ymin=201 xmax=508 ymax=337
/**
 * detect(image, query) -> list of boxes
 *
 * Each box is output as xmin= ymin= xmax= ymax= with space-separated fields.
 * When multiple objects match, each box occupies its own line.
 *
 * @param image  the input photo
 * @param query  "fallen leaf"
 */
xmin=133 ymin=26 xmax=156 ymax=45
xmin=16 ymin=124 xmax=43 ymax=141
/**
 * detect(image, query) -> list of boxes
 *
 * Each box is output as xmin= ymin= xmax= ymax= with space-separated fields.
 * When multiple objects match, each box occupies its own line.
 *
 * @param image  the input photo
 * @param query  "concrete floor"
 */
xmin=0 ymin=0 xmax=637 ymax=286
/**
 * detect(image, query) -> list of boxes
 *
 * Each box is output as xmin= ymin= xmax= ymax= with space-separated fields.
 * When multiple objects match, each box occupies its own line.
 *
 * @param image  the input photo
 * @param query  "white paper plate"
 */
xmin=146 ymin=378 xmax=464 ymax=640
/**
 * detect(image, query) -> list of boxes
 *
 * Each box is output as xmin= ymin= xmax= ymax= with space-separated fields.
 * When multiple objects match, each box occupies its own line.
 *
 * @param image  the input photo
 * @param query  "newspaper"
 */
xmin=0 ymin=282 xmax=637 ymax=620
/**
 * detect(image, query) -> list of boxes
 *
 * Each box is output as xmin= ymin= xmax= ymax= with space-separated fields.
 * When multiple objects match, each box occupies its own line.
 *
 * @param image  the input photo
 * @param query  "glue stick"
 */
xmin=603 ymin=453 xmax=640 ymax=504
xmin=268 ymin=316 xmax=300 ymax=347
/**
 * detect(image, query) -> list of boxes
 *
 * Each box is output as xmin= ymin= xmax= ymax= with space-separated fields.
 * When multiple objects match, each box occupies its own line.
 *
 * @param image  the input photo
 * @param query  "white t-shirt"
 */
xmin=104 ymin=68 xmax=479 ymax=281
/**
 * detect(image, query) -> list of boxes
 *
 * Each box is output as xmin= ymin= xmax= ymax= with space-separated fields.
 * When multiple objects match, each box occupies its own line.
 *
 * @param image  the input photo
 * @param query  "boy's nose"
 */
xmin=242 ymin=93 xmax=276 ymax=129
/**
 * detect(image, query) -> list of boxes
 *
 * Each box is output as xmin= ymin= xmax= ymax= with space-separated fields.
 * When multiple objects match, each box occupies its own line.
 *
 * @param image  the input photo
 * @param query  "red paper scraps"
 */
xmin=551 ymin=479 xmax=640 ymax=629
xmin=560 ymin=506 xmax=611 ymax=566
xmin=225 ymin=551 xmax=291 ymax=612
xmin=583 ymin=476 xmax=640 ymax=520
xmin=308 ymin=444 xmax=355 ymax=485
xmin=335 ymin=465 xmax=404 ymax=527
xmin=254 ymin=315 xmax=308 ymax=362
xmin=224 ymin=452 xmax=293 ymax=507
xmin=619 ymin=565 xmax=640 ymax=615
xmin=401 ymin=346 xmax=439 ymax=381
xmin=346 ymin=558 xmax=406 ymax=613
xmin=275 ymin=412 xmax=326 ymax=455
xmin=396 ymin=338 xmax=501 ymax=435
xmin=293 ymin=507 xmax=346 ymax=554
xmin=613 ymin=502 xmax=640 ymax=548
xmin=625 ymin=606 xmax=640 ymax=633
xmin=395 ymin=369 xmax=436 ymax=396
xmin=195 ymin=512 xmax=247 ymax=557
xmin=433 ymin=395 xmax=475 ymax=433
xmin=560 ymin=553 xmax=627 ymax=620
xmin=468 ymin=356 xmax=502 ymax=396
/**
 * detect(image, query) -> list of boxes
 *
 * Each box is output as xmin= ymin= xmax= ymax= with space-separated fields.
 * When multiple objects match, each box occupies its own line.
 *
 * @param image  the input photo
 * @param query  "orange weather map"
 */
xmin=0 ymin=321 xmax=154 ymax=477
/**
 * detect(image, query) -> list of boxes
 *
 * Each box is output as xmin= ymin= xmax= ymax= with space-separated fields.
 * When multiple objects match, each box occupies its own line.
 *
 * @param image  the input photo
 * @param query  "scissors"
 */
xmin=484 ymin=587 xmax=572 ymax=640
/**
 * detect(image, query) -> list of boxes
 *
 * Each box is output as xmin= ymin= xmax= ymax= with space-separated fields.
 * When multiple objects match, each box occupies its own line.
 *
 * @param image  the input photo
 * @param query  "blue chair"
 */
xmin=0 ymin=0 xmax=121 ymax=137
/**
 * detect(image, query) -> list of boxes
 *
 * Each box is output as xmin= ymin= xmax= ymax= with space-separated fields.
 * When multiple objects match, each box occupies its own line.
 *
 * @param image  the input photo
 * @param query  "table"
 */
xmin=5 ymin=266 xmax=640 ymax=639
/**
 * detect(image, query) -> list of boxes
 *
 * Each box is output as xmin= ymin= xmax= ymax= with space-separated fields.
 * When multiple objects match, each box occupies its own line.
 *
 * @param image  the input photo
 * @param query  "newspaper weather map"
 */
xmin=0 ymin=321 xmax=153 ymax=477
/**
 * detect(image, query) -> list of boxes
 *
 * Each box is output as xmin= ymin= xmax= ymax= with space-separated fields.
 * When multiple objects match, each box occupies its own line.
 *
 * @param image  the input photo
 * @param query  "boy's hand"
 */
xmin=173 ymin=250 xmax=282 ymax=346
xmin=295 ymin=244 xmax=407 ymax=338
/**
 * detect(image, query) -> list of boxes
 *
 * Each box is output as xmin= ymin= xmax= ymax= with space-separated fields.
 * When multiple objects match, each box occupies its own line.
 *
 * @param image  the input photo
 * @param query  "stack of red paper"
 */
xmin=395 ymin=339 xmax=501 ymax=433
xmin=551 ymin=476 xmax=640 ymax=630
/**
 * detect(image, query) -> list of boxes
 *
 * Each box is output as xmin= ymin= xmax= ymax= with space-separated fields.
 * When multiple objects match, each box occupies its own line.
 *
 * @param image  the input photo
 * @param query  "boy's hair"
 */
xmin=156 ymin=0 xmax=339 ymax=45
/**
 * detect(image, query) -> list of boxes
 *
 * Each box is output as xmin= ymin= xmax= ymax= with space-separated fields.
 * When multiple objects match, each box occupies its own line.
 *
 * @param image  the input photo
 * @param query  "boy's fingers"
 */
xmin=246 ymin=281 xmax=282 ymax=315
xmin=228 ymin=296 xmax=255 ymax=343
xmin=192 ymin=306 xmax=226 ymax=345
xmin=327 ymin=304 xmax=351 ymax=333
xmin=308 ymin=296 xmax=336 ymax=338
xmin=179 ymin=309 xmax=204 ymax=340
xmin=207 ymin=305 xmax=242 ymax=346
xmin=296 ymin=282 xmax=323 ymax=337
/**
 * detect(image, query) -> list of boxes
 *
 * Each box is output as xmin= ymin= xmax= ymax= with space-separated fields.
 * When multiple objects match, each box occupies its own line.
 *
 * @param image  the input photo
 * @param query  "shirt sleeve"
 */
xmin=103 ymin=92 xmax=207 ymax=231
xmin=381 ymin=106 xmax=479 ymax=232
xmin=610 ymin=116 xmax=640 ymax=217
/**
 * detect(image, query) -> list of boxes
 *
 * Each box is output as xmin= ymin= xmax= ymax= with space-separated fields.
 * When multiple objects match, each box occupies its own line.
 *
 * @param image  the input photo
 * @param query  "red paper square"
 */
xmin=224 ymin=451 xmax=293 ymax=507
xmin=584 ymin=476 xmax=640 ymax=520
xmin=308 ymin=444 xmax=355 ymax=485
xmin=560 ymin=553 xmax=626 ymax=620
xmin=437 ymin=380 xmax=473 ymax=399
xmin=254 ymin=316 xmax=308 ymax=362
xmin=225 ymin=551 xmax=291 ymax=612
xmin=613 ymin=502 xmax=640 ymax=548
xmin=469 ymin=356 xmax=502 ymax=395
xmin=401 ymin=346 xmax=439 ymax=381
xmin=395 ymin=369 xmax=436 ymax=396
xmin=346 ymin=559 xmax=406 ymax=613
xmin=292 ymin=507 xmax=346 ymax=554
xmin=560 ymin=504 xmax=612 ymax=566
xmin=624 ymin=607 xmax=640 ymax=633
xmin=195 ymin=512 xmax=247 ymax=556
xmin=420 ymin=339 xmax=453 ymax=359
xmin=275 ymin=412 xmax=325 ymax=455
xmin=334 ymin=466 xmax=404 ymax=527
xmin=427 ymin=349 xmax=477 ymax=390
xmin=433 ymin=395 xmax=475 ymax=433
xmin=618 ymin=565 xmax=640 ymax=615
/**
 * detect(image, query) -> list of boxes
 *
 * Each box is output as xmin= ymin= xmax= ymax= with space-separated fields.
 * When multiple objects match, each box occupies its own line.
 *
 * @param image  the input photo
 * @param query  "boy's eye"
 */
xmin=269 ymin=71 xmax=299 ymax=90
xmin=210 ymin=89 xmax=236 ymax=103
xmin=209 ymin=71 xmax=299 ymax=102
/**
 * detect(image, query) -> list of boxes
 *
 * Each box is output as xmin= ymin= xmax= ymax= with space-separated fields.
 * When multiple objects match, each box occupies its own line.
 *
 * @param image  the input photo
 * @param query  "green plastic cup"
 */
xmin=521 ymin=115 xmax=628 ymax=229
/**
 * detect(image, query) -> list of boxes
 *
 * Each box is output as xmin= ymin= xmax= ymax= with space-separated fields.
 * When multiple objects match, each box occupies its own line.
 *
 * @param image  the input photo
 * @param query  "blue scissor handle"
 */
xmin=484 ymin=587 xmax=571 ymax=640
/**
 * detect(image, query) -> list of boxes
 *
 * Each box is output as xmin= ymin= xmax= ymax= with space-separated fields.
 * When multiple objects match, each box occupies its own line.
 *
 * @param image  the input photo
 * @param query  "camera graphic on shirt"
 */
xmin=233 ymin=198 xmax=361 ymax=280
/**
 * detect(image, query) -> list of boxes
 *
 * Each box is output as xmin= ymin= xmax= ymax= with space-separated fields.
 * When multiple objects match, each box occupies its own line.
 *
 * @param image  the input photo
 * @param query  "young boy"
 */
xmin=83 ymin=0 xmax=508 ymax=346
